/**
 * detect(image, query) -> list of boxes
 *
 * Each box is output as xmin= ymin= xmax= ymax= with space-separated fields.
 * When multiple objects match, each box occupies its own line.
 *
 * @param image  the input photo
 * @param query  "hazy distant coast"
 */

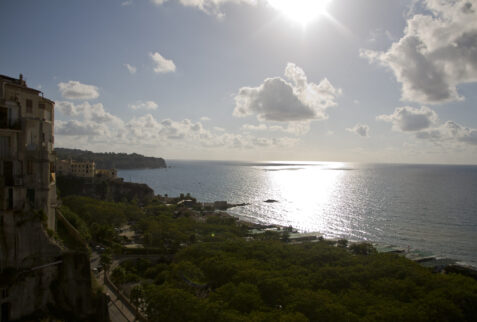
xmin=56 ymin=147 xmax=167 ymax=169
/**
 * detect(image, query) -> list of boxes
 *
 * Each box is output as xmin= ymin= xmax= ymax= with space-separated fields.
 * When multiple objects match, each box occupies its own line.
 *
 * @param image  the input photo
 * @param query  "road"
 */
xmin=91 ymin=252 xmax=136 ymax=322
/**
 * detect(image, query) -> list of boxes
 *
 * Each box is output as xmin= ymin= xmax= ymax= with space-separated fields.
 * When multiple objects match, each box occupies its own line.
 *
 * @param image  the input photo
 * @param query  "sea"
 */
xmin=118 ymin=161 xmax=477 ymax=268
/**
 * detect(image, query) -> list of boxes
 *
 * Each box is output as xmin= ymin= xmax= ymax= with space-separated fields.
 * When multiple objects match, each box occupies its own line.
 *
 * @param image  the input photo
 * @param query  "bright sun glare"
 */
xmin=268 ymin=0 xmax=331 ymax=25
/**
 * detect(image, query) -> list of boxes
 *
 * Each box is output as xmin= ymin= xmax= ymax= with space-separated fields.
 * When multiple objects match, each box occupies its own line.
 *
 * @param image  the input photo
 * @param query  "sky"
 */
xmin=1 ymin=0 xmax=476 ymax=164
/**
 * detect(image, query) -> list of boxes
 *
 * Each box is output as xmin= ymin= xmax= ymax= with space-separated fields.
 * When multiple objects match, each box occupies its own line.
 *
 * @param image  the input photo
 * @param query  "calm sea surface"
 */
xmin=119 ymin=161 xmax=477 ymax=267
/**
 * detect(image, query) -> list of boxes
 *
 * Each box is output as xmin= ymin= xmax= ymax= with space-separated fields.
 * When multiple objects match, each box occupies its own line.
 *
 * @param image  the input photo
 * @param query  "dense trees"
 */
xmin=62 ymin=195 xmax=477 ymax=321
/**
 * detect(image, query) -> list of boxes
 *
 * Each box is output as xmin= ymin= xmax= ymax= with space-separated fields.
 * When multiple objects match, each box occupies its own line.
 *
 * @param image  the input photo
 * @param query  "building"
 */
xmin=0 ymin=74 xmax=57 ymax=230
xmin=95 ymin=168 xmax=117 ymax=179
xmin=56 ymin=159 xmax=95 ymax=178
xmin=57 ymin=159 xmax=118 ymax=179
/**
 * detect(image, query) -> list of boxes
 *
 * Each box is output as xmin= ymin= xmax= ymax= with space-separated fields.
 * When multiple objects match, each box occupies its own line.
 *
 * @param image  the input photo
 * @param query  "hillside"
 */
xmin=55 ymin=148 xmax=167 ymax=169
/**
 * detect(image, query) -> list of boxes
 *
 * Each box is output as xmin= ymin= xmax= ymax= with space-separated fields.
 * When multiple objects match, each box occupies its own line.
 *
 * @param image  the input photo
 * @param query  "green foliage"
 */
xmin=121 ymin=239 xmax=477 ymax=321
xmin=349 ymin=242 xmax=377 ymax=255
xmin=111 ymin=266 xmax=127 ymax=285
xmin=100 ymin=251 xmax=112 ymax=272
xmin=59 ymin=206 xmax=92 ymax=242
xmin=55 ymin=192 xmax=477 ymax=321
xmin=55 ymin=147 xmax=166 ymax=169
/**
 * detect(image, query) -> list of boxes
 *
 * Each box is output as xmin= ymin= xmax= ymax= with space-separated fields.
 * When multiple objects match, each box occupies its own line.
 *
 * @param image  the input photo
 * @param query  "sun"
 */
xmin=268 ymin=0 xmax=331 ymax=26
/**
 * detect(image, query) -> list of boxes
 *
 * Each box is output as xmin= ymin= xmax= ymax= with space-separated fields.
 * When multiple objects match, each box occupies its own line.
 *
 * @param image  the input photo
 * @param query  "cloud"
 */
xmin=200 ymin=116 xmax=211 ymax=121
xmin=242 ymin=122 xmax=311 ymax=136
xmin=150 ymin=0 xmax=256 ymax=17
xmin=55 ymin=120 xmax=110 ymax=136
xmin=377 ymin=106 xmax=438 ymax=132
xmin=150 ymin=52 xmax=176 ymax=73
xmin=361 ymin=0 xmax=477 ymax=104
xmin=346 ymin=124 xmax=370 ymax=137
xmin=124 ymin=64 xmax=137 ymax=74
xmin=58 ymin=81 xmax=99 ymax=100
xmin=417 ymin=121 xmax=477 ymax=146
xmin=378 ymin=105 xmax=477 ymax=147
xmin=56 ymin=101 xmax=123 ymax=125
xmin=55 ymin=102 xmax=299 ymax=152
xmin=233 ymin=63 xmax=341 ymax=122
xmin=129 ymin=100 xmax=158 ymax=110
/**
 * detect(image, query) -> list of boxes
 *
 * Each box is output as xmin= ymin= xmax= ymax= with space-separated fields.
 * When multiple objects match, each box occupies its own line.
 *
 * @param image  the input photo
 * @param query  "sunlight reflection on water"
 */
xmin=118 ymin=161 xmax=477 ymax=267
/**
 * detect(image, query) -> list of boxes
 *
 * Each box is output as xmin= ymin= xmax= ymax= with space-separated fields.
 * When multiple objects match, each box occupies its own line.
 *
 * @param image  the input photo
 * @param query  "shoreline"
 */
xmin=159 ymin=191 xmax=477 ymax=276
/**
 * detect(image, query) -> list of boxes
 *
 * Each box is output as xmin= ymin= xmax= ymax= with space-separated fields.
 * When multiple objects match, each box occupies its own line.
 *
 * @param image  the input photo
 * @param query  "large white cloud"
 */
xmin=150 ymin=52 xmax=176 ymax=73
xmin=58 ymin=81 xmax=99 ymax=100
xmin=361 ymin=0 xmax=477 ymax=104
xmin=377 ymin=106 xmax=438 ymax=132
xmin=233 ymin=63 xmax=341 ymax=122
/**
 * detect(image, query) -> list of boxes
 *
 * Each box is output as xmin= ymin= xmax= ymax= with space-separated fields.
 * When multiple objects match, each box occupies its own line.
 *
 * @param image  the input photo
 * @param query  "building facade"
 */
xmin=0 ymin=74 xmax=57 ymax=230
xmin=57 ymin=159 xmax=95 ymax=178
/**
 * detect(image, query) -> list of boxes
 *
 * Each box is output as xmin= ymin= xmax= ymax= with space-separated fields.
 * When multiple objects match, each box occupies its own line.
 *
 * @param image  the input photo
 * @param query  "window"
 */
xmin=39 ymin=103 xmax=45 ymax=109
xmin=27 ymin=189 xmax=35 ymax=205
xmin=26 ymin=99 xmax=33 ymax=113
xmin=27 ymin=160 xmax=33 ymax=175
xmin=0 ymin=136 xmax=10 ymax=158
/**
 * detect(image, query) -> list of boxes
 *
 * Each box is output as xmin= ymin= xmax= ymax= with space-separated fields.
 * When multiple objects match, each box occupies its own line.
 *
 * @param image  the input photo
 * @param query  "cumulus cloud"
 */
xmin=346 ymin=124 xmax=370 ymax=137
xmin=417 ymin=121 xmax=477 ymax=145
xmin=58 ymin=81 xmax=99 ymax=100
xmin=233 ymin=63 xmax=341 ymax=122
xmin=377 ymin=106 xmax=438 ymax=132
xmin=129 ymin=100 xmax=158 ymax=110
xmin=361 ymin=0 xmax=477 ymax=104
xmin=124 ymin=64 xmax=137 ymax=74
xmin=379 ymin=105 xmax=477 ymax=147
xmin=56 ymin=101 xmax=123 ymax=125
xmin=55 ymin=120 xmax=110 ymax=136
xmin=150 ymin=52 xmax=176 ymax=73
xmin=55 ymin=103 xmax=299 ymax=152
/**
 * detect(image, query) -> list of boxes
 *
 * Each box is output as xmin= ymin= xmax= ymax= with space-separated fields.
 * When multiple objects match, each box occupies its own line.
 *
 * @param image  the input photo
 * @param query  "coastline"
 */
xmin=152 ymin=188 xmax=477 ymax=277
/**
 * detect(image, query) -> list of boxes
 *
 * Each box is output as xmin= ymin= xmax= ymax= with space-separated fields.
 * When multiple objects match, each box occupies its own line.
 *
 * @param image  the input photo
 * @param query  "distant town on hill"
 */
xmin=55 ymin=148 xmax=167 ymax=169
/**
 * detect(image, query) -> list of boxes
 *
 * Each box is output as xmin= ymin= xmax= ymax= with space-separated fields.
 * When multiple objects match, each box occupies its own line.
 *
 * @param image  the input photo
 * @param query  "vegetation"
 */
xmin=62 ymin=195 xmax=477 ymax=321
xmin=55 ymin=147 xmax=166 ymax=169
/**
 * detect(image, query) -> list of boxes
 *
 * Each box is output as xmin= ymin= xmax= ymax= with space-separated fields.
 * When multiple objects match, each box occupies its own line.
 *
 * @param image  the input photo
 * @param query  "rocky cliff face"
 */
xmin=57 ymin=176 xmax=155 ymax=205
xmin=0 ymin=211 xmax=108 ymax=321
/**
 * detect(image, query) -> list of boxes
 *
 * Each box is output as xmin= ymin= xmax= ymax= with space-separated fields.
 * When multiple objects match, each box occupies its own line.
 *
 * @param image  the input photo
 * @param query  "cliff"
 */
xmin=55 ymin=148 xmax=167 ymax=169
xmin=57 ymin=176 xmax=155 ymax=205
xmin=0 ymin=210 xmax=108 ymax=321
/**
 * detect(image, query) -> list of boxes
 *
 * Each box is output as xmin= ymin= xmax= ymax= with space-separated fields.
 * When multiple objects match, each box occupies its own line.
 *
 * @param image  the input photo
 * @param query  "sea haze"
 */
xmin=119 ymin=161 xmax=477 ymax=267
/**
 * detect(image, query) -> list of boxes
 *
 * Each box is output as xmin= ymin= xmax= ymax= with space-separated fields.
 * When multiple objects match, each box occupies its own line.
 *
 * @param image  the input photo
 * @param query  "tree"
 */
xmin=130 ymin=284 xmax=146 ymax=317
xmin=100 ymin=250 xmax=112 ymax=282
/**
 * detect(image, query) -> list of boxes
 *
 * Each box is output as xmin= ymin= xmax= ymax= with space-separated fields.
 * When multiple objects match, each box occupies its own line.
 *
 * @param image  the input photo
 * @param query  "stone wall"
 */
xmin=0 ymin=210 xmax=108 ymax=321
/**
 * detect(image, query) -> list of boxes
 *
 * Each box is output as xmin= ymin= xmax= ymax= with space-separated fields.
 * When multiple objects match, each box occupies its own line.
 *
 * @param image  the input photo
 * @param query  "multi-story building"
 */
xmin=57 ymin=159 xmax=95 ymax=178
xmin=0 ymin=74 xmax=56 ymax=230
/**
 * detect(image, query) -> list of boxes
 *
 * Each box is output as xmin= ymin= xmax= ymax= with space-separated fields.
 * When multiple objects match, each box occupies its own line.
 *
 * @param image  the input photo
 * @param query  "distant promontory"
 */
xmin=55 ymin=148 xmax=167 ymax=169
